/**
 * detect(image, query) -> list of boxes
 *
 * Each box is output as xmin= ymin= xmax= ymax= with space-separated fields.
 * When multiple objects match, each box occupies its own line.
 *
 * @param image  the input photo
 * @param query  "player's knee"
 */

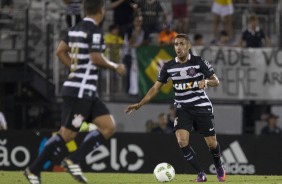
xmin=99 ymin=124 xmax=116 ymax=139
xmin=178 ymin=139 xmax=189 ymax=148
xmin=206 ymin=140 xmax=217 ymax=149
xmin=59 ymin=128 xmax=77 ymax=142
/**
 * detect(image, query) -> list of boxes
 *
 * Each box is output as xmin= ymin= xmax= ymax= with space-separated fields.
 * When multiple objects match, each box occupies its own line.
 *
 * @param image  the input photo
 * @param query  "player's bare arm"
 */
xmin=56 ymin=41 xmax=71 ymax=68
xmin=125 ymin=81 xmax=164 ymax=114
xmin=198 ymin=74 xmax=219 ymax=90
xmin=90 ymin=52 xmax=126 ymax=76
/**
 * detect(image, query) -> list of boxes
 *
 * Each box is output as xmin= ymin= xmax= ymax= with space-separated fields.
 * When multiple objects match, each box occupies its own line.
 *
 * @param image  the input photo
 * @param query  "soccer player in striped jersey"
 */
xmin=125 ymin=34 xmax=226 ymax=182
xmin=24 ymin=0 xmax=125 ymax=183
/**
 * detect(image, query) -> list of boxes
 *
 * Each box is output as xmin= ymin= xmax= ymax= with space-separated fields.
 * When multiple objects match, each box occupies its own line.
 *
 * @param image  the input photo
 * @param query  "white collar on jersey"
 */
xmin=175 ymin=53 xmax=191 ymax=63
xmin=83 ymin=17 xmax=97 ymax=25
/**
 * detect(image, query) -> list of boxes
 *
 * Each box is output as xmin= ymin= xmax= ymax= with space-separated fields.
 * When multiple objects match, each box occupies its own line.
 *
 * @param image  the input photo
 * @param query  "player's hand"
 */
xmin=124 ymin=103 xmax=141 ymax=114
xmin=198 ymin=79 xmax=207 ymax=90
xmin=115 ymin=64 xmax=126 ymax=76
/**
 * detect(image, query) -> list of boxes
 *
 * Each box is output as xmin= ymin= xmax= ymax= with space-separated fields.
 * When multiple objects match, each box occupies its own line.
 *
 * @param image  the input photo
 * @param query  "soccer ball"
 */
xmin=153 ymin=163 xmax=175 ymax=182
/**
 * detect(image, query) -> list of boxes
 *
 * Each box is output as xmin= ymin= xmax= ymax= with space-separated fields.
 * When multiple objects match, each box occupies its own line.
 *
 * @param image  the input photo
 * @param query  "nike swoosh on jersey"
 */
xmin=209 ymin=127 xmax=214 ymax=131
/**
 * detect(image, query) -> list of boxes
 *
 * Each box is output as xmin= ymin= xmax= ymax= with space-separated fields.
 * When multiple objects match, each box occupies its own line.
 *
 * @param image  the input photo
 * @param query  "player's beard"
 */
xmin=177 ymin=51 xmax=188 ymax=63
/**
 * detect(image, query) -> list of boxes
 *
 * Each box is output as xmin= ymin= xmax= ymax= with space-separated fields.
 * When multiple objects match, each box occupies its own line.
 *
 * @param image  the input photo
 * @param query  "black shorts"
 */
xmin=174 ymin=108 xmax=215 ymax=137
xmin=61 ymin=96 xmax=110 ymax=132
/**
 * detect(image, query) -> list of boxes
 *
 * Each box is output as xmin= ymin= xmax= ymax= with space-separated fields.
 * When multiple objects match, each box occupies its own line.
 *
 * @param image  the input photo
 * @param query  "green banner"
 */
xmin=137 ymin=45 xmax=176 ymax=102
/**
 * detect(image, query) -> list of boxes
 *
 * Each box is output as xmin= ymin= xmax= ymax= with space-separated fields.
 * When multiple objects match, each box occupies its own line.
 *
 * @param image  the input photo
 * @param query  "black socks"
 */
xmin=29 ymin=134 xmax=67 ymax=175
xmin=69 ymin=130 xmax=105 ymax=164
xmin=181 ymin=145 xmax=203 ymax=173
xmin=29 ymin=130 xmax=107 ymax=175
xmin=210 ymin=142 xmax=222 ymax=168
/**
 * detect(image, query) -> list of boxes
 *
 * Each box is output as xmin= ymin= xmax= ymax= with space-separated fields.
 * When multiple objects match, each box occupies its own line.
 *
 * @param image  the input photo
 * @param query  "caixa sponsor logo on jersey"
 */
xmin=0 ymin=139 xmax=30 ymax=168
xmin=209 ymin=141 xmax=255 ymax=174
xmin=173 ymin=81 xmax=199 ymax=90
xmin=85 ymin=138 xmax=144 ymax=171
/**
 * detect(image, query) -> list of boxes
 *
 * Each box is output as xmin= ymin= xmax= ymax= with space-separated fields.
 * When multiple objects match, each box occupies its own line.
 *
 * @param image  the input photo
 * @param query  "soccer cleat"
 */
xmin=216 ymin=166 xmax=226 ymax=182
xmin=23 ymin=168 xmax=41 ymax=184
xmin=61 ymin=158 xmax=88 ymax=183
xmin=194 ymin=172 xmax=207 ymax=182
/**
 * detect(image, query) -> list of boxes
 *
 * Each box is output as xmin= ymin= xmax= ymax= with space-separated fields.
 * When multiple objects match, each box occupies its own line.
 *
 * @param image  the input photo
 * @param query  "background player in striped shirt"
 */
xmin=24 ymin=0 xmax=125 ymax=183
xmin=125 ymin=34 xmax=226 ymax=182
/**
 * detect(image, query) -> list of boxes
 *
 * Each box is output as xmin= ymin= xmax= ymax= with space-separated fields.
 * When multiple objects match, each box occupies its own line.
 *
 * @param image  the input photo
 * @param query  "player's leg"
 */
xmin=204 ymin=135 xmax=226 ymax=182
xmin=197 ymin=115 xmax=226 ymax=182
xmin=61 ymin=126 xmax=89 ymax=183
xmin=24 ymin=128 xmax=75 ymax=184
xmin=58 ymin=97 xmax=98 ymax=183
xmin=24 ymin=128 xmax=76 ymax=184
xmin=63 ymin=98 xmax=114 ymax=183
xmin=174 ymin=108 xmax=207 ymax=182
xmin=24 ymin=97 xmax=85 ymax=183
xmin=67 ymin=114 xmax=115 ymax=163
xmin=175 ymin=129 xmax=207 ymax=182
xmin=63 ymin=116 xmax=114 ymax=184
xmin=28 ymin=128 xmax=75 ymax=174
xmin=176 ymin=130 xmax=200 ymax=172
xmin=204 ymin=135 xmax=221 ymax=167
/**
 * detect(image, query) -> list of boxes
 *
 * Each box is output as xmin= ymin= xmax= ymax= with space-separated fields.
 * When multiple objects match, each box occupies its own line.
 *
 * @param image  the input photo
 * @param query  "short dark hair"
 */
xmin=175 ymin=33 xmax=190 ymax=42
xmin=83 ymin=0 xmax=105 ymax=16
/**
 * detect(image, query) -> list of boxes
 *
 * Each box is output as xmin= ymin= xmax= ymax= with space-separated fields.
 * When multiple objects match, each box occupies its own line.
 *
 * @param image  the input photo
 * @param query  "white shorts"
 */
xmin=211 ymin=2 xmax=234 ymax=17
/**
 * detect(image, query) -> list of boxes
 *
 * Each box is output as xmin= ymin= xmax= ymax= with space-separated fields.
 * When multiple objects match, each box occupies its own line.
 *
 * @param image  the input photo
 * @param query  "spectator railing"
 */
xmin=189 ymin=1 xmax=280 ymax=46
xmin=2 ymin=0 xmax=282 ymax=101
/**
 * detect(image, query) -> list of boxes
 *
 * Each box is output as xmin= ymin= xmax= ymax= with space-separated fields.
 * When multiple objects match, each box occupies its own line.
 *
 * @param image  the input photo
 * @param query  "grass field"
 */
xmin=1 ymin=171 xmax=282 ymax=184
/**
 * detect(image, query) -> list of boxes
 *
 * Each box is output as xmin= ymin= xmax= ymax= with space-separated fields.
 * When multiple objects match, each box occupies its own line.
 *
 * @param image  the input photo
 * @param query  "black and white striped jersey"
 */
xmin=158 ymin=54 xmax=215 ymax=115
xmin=61 ymin=17 xmax=105 ymax=99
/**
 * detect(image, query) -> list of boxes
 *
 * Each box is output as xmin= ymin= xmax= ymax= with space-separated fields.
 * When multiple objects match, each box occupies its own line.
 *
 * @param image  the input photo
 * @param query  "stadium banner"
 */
xmin=1 ymin=131 xmax=282 ymax=175
xmin=137 ymin=46 xmax=282 ymax=101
